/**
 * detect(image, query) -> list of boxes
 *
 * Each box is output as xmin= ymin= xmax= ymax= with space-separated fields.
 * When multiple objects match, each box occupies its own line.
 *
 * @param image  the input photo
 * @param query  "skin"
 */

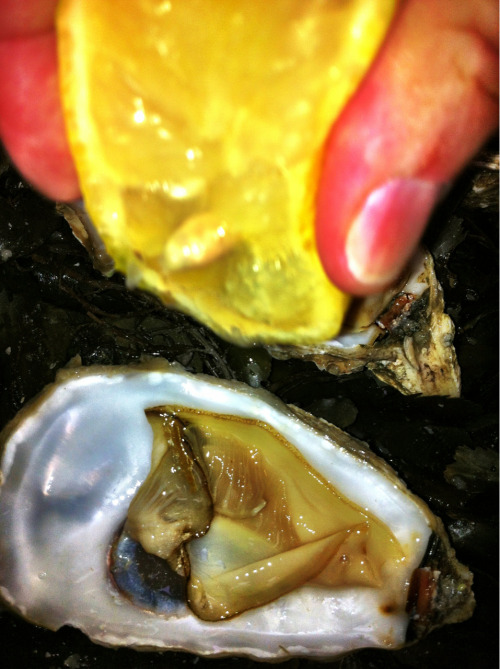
xmin=0 ymin=0 xmax=498 ymax=295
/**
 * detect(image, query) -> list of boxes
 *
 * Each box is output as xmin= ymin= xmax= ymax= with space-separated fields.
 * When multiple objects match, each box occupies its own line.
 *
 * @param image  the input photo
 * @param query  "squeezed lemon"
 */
xmin=56 ymin=0 xmax=396 ymax=344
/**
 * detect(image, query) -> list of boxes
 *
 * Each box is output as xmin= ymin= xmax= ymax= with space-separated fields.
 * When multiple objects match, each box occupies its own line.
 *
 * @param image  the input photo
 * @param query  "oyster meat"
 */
xmin=0 ymin=361 xmax=473 ymax=660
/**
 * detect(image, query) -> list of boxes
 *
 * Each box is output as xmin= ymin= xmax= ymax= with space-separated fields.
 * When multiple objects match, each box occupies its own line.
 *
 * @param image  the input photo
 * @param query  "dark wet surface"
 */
xmin=0 ymin=144 xmax=498 ymax=669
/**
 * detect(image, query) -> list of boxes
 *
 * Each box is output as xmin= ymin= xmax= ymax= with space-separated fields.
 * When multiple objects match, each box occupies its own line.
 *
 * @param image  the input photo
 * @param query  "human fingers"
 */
xmin=0 ymin=0 xmax=80 ymax=200
xmin=316 ymin=0 xmax=498 ymax=295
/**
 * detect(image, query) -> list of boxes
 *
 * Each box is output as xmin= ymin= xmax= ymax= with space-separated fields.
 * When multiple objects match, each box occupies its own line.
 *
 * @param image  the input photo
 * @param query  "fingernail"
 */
xmin=345 ymin=178 xmax=443 ymax=289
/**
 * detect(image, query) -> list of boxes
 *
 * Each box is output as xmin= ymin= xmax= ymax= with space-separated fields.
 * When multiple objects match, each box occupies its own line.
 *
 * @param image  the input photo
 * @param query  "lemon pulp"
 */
xmin=56 ymin=0 xmax=396 ymax=344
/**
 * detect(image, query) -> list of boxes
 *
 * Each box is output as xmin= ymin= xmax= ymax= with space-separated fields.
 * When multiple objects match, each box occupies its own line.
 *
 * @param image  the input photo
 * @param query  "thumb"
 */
xmin=316 ymin=0 xmax=498 ymax=296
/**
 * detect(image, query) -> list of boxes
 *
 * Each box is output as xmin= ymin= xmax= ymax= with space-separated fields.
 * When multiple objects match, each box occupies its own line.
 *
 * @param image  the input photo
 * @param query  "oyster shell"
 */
xmin=0 ymin=361 xmax=473 ymax=660
xmin=268 ymin=250 xmax=461 ymax=397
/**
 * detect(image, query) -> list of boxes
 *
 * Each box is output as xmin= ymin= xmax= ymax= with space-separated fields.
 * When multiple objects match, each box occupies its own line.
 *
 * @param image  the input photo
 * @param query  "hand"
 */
xmin=0 ymin=0 xmax=79 ymax=201
xmin=316 ymin=0 xmax=498 ymax=294
xmin=0 ymin=0 xmax=498 ymax=296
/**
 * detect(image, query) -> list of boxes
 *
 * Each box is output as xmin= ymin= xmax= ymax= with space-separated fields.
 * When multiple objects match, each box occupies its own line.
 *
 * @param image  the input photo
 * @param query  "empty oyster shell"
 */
xmin=0 ymin=361 xmax=473 ymax=660
xmin=268 ymin=250 xmax=461 ymax=397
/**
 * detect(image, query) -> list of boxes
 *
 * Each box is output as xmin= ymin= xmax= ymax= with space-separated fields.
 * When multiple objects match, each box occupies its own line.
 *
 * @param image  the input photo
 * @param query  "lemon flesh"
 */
xmin=56 ymin=0 xmax=396 ymax=345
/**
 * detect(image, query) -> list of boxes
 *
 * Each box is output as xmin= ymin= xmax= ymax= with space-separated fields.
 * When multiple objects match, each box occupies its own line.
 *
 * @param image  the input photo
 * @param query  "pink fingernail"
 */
xmin=345 ymin=178 xmax=443 ymax=289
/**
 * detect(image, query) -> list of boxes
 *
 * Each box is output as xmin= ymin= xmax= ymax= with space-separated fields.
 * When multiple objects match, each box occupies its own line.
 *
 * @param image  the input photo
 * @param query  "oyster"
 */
xmin=0 ymin=361 xmax=473 ymax=660
xmin=268 ymin=250 xmax=461 ymax=397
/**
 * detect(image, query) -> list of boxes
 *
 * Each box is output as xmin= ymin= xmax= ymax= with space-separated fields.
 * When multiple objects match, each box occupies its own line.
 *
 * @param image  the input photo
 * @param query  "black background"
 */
xmin=0 ymin=144 xmax=498 ymax=669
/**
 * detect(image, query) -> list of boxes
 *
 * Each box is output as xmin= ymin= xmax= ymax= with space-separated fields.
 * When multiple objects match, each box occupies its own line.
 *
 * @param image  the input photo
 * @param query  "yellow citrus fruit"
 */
xmin=56 ymin=0 xmax=396 ymax=345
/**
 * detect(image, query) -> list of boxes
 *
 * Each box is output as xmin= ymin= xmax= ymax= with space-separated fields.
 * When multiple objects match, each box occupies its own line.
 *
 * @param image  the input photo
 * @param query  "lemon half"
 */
xmin=56 ymin=0 xmax=396 ymax=345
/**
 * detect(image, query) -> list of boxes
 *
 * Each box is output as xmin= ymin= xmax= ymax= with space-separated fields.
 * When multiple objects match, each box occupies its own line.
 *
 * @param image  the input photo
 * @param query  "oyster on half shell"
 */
xmin=0 ymin=361 xmax=473 ymax=660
